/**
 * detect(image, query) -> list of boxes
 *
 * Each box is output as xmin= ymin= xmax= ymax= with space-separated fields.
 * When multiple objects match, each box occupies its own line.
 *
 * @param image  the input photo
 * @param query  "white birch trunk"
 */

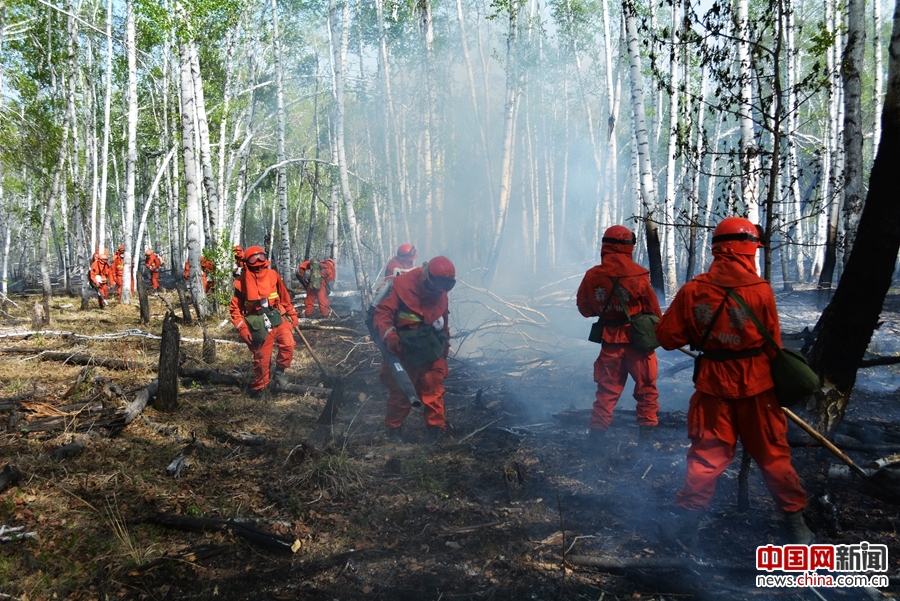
xmin=737 ymin=0 xmax=759 ymax=222
xmin=662 ymin=1 xmax=680 ymax=292
xmin=375 ymin=0 xmax=398 ymax=253
xmin=841 ymin=0 xmax=865 ymax=263
xmin=272 ymin=0 xmax=291 ymax=279
xmin=99 ymin=0 xmax=113 ymax=255
xmin=121 ymin=0 xmax=137 ymax=304
xmin=873 ymin=0 xmax=884 ymax=155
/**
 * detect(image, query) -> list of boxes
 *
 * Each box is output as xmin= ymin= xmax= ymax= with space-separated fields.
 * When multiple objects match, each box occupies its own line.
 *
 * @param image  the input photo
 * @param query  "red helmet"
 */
xmin=601 ymin=225 xmax=636 ymax=247
xmin=145 ymin=249 xmax=152 ymax=256
xmin=233 ymin=244 xmax=244 ymax=258
xmin=712 ymin=217 xmax=763 ymax=255
xmin=99 ymin=248 xmax=109 ymax=261
xmin=423 ymin=256 xmax=456 ymax=292
xmin=117 ymin=245 xmax=125 ymax=253
xmin=397 ymin=244 xmax=417 ymax=259
xmin=244 ymin=246 xmax=268 ymax=269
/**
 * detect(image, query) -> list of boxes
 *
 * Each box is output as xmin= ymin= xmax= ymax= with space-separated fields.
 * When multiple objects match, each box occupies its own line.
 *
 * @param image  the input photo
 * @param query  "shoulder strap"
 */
xmin=725 ymin=289 xmax=780 ymax=351
xmin=696 ymin=291 xmax=730 ymax=352
xmin=598 ymin=278 xmax=621 ymax=323
xmin=612 ymin=284 xmax=633 ymax=324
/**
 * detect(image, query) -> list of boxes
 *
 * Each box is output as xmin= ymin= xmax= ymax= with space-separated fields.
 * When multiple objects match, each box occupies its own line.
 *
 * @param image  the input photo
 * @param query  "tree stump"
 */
xmin=137 ymin=270 xmax=151 ymax=324
xmin=175 ymin=282 xmax=193 ymax=326
xmin=156 ymin=313 xmax=180 ymax=412
xmin=32 ymin=302 xmax=44 ymax=331
xmin=202 ymin=326 xmax=216 ymax=364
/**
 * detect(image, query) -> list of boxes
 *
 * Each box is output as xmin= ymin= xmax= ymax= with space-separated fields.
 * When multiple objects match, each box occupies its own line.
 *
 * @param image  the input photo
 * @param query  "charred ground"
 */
xmin=0 ymin=287 xmax=898 ymax=600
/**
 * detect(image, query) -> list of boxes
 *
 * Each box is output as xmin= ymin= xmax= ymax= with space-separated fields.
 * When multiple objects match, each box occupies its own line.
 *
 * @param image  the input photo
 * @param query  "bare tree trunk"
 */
xmin=375 ymin=0 xmax=399 ymax=253
xmin=737 ymin=0 xmax=759 ymax=223
xmin=121 ymin=0 xmax=137 ymax=305
xmin=810 ymin=0 xmax=900 ymax=432
xmin=99 ymin=0 xmax=113 ymax=255
xmin=272 ymin=0 xmax=291 ymax=280
xmin=841 ymin=0 xmax=865 ymax=264
xmin=662 ymin=2 xmax=680 ymax=293
xmin=624 ymin=0 xmax=664 ymax=298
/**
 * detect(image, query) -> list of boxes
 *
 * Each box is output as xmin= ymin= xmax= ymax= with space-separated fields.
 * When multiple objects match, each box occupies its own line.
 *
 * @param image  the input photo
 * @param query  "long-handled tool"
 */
xmin=292 ymin=325 xmax=334 ymax=386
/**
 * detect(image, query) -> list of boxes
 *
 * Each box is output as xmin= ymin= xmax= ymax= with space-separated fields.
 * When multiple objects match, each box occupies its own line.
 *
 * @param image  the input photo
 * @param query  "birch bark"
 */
xmin=841 ymin=0 xmax=865 ymax=263
xmin=737 ymin=0 xmax=759 ymax=223
xmin=99 ymin=0 xmax=112 ymax=254
xmin=662 ymin=1 xmax=680 ymax=293
xmin=272 ymin=0 xmax=291 ymax=280
xmin=121 ymin=0 xmax=137 ymax=304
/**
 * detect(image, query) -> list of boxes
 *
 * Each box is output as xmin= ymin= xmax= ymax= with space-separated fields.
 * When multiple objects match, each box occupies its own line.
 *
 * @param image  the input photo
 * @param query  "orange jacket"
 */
xmin=145 ymin=252 xmax=162 ymax=273
xmin=373 ymin=267 xmax=450 ymax=344
xmin=184 ymin=257 xmax=215 ymax=279
xmin=112 ymin=252 xmax=125 ymax=275
xmin=576 ymin=246 xmax=661 ymax=344
xmin=230 ymin=267 xmax=298 ymax=330
xmin=89 ymin=258 xmax=113 ymax=286
xmin=297 ymin=258 xmax=336 ymax=289
xmin=655 ymin=251 xmax=780 ymax=399
xmin=384 ymin=255 xmax=416 ymax=279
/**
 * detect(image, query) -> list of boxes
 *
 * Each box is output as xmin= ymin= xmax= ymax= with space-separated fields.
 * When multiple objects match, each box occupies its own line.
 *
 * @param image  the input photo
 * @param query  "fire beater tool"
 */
xmin=292 ymin=325 xmax=334 ymax=387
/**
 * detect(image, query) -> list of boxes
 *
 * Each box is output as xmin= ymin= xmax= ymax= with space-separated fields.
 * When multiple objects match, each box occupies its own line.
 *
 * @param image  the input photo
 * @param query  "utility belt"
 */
xmin=243 ymin=306 xmax=284 ymax=344
xmin=697 ymin=346 xmax=765 ymax=361
xmin=600 ymin=318 xmax=628 ymax=328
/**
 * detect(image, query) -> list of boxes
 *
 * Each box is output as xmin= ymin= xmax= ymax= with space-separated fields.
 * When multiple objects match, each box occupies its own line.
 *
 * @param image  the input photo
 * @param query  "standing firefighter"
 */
xmin=384 ymin=244 xmax=417 ymax=280
xmin=232 ymin=245 xmax=245 ymax=279
xmin=112 ymin=245 xmax=125 ymax=299
xmin=373 ymin=256 xmax=455 ymax=441
xmin=230 ymin=246 xmax=298 ymax=398
xmin=89 ymin=249 xmax=113 ymax=308
xmin=297 ymin=257 xmax=336 ymax=318
xmin=184 ymin=254 xmax=216 ymax=294
xmin=144 ymin=248 xmax=163 ymax=291
xmin=655 ymin=217 xmax=813 ymax=546
xmin=576 ymin=225 xmax=662 ymax=448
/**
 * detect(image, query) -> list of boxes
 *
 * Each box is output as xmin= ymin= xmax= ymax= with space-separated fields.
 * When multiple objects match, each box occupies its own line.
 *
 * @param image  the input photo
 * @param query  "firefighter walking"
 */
xmin=384 ymin=244 xmax=417 ymax=280
xmin=89 ymin=249 xmax=113 ymax=308
xmin=112 ymin=245 xmax=126 ymax=299
xmin=144 ymin=249 xmax=163 ymax=291
xmin=655 ymin=217 xmax=813 ymax=546
xmin=372 ymin=256 xmax=456 ymax=441
xmin=576 ymin=225 xmax=662 ymax=448
xmin=297 ymin=258 xmax=336 ymax=318
xmin=230 ymin=246 xmax=298 ymax=398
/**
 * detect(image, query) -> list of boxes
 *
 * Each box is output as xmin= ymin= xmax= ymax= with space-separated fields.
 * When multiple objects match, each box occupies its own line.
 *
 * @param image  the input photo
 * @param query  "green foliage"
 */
xmin=203 ymin=232 xmax=238 ymax=310
xmin=808 ymin=19 xmax=840 ymax=57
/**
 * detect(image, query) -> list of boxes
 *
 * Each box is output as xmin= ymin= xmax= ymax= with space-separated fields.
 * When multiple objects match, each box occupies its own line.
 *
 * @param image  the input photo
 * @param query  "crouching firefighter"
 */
xmin=371 ymin=256 xmax=456 ymax=442
xmin=230 ymin=246 xmax=298 ymax=398
xmin=576 ymin=225 xmax=662 ymax=450
xmin=655 ymin=217 xmax=813 ymax=547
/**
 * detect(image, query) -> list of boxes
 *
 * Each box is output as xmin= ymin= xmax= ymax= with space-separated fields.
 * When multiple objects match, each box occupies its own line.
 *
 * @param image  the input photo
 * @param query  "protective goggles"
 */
xmin=246 ymin=251 xmax=267 ymax=266
xmin=400 ymin=246 xmax=417 ymax=257
xmin=427 ymin=275 xmax=456 ymax=292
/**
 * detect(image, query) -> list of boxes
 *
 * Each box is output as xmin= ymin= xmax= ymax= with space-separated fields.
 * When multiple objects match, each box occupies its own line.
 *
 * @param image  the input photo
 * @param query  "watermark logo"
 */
xmin=755 ymin=543 xmax=889 ymax=589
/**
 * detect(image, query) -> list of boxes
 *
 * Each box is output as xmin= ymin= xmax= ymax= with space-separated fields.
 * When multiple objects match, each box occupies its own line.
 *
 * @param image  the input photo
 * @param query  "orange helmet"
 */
xmin=145 ymin=249 xmax=152 ymax=256
xmin=233 ymin=244 xmax=244 ymax=256
xmin=712 ymin=217 xmax=763 ymax=256
xmin=397 ymin=244 xmax=417 ymax=259
xmin=601 ymin=225 xmax=636 ymax=247
xmin=117 ymin=245 xmax=124 ymax=253
xmin=244 ymin=246 xmax=268 ymax=269
xmin=99 ymin=249 xmax=109 ymax=261
xmin=423 ymin=256 xmax=456 ymax=292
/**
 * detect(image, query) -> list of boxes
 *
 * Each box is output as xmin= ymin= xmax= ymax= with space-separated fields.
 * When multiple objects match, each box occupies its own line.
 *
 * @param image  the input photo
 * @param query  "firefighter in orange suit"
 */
xmin=144 ymin=249 xmax=163 ymax=290
xmin=230 ymin=246 xmax=298 ymax=397
xmin=576 ymin=225 xmax=662 ymax=446
xmin=89 ymin=249 xmax=113 ymax=308
xmin=232 ymin=245 xmax=246 ymax=279
xmin=297 ymin=258 xmax=336 ymax=318
xmin=112 ymin=245 xmax=125 ymax=299
xmin=373 ymin=256 xmax=455 ymax=440
xmin=384 ymin=244 xmax=417 ymax=280
xmin=655 ymin=217 xmax=812 ymax=546
xmin=184 ymin=255 xmax=216 ymax=294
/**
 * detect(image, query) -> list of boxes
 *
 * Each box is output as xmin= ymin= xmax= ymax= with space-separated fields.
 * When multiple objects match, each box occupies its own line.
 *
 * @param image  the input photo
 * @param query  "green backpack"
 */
xmin=309 ymin=259 xmax=323 ymax=289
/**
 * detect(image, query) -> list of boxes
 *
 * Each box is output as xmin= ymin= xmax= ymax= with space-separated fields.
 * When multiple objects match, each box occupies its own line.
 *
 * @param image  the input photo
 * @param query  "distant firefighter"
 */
xmin=232 ymin=245 xmax=245 ymax=279
xmin=372 ymin=256 xmax=455 ymax=442
xmin=144 ymin=249 xmax=163 ymax=291
xmin=656 ymin=217 xmax=813 ymax=547
xmin=184 ymin=255 xmax=215 ymax=294
xmin=230 ymin=246 xmax=298 ymax=398
xmin=384 ymin=244 xmax=418 ymax=280
xmin=577 ymin=225 xmax=662 ymax=449
xmin=297 ymin=257 xmax=336 ymax=318
xmin=112 ymin=245 xmax=125 ymax=299
xmin=89 ymin=249 xmax=113 ymax=308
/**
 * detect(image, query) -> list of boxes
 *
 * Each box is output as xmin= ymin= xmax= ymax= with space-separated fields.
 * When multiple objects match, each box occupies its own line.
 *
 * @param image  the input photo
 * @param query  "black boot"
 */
xmin=784 ymin=510 xmax=815 ymax=544
xmin=426 ymin=426 xmax=446 ymax=443
xmin=272 ymin=367 xmax=289 ymax=392
xmin=385 ymin=425 xmax=403 ymax=442
xmin=660 ymin=507 xmax=703 ymax=550
xmin=585 ymin=428 xmax=609 ymax=452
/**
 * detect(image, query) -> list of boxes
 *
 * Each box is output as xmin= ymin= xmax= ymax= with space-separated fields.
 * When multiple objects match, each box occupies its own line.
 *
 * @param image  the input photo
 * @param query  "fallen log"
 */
xmin=0 ymin=348 xmax=147 ymax=370
xmin=567 ymin=555 xmax=752 ymax=571
xmin=0 ymin=464 xmax=23 ymax=493
xmin=151 ymin=514 xmax=300 ymax=554
xmin=0 ymin=388 xmax=45 ymax=412
xmin=208 ymin=426 xmax=267 ymax=446
xmin=130 ymin=544 xmax=230 ymax=575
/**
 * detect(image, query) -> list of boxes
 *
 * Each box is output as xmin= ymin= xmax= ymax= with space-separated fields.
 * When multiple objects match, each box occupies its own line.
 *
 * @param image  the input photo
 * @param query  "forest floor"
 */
xmin=0 ymin=283 xmax=899 ymax=601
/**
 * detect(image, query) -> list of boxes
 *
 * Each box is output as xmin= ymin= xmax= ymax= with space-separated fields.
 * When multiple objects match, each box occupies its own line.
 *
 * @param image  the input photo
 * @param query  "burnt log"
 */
xmin=156 ymin=313 xmax=180 ymax=412
xmin=45 ymin=439 xmax=87 ymax=460
xmin=208 ymin=426 xmax=267 ymax=446
xmin=0 ymin=464 xmax=23 ymax=493
xmin=174 ymin=282 xmax=193 ymax=326
xmin=202 ymin=326 xmax=216 ymax=364
xmin=150 ymin=514 xmax=299 ymax=554
xmin=0 ymin=349 xmax=147 ymax=370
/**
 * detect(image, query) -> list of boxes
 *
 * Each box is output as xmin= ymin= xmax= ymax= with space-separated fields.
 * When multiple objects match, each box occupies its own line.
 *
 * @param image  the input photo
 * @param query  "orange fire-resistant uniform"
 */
xmin=373 ymin=267 xmax=451 ymax=430
xmin=297 ymin=258 xmax=336 ymax=318
xmin=112 ymin=248 xmax=125 ymax=298
xmin=144 ymin=251 xmax=162 ymax=290
xmin=89 ymin=255 xmax=113 ymax=307
xmin=230 ymin=262 xmax=298 ymax=393
xmin=655 ymin=250 xmax=807 ymax=513
xmin=184 ymin=256 xmax=216 ymax=294
xmin=384 ymin=255 xmax=416 ymax=280
xmin=576 ymin=242 xmax=662 ymax=431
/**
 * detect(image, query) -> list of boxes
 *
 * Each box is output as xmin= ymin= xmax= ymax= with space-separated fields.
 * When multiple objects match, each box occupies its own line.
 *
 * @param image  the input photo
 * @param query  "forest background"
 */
xmin=0 ymin=0 xmax=894 ymax=319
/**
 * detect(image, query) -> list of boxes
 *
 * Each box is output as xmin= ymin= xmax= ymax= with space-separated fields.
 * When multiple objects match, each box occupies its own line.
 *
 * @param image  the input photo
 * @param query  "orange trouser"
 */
xmin=675 ymin=389 xmax=807 ymax=513
xmin=304 ymin=286 xmax=329 ymax=317
xmin=246 ymin=320 xmax=295 ymax=391
xmin=379 ymin=357 xmax=448 ymax=429
xmin=150 ymin=271 xmax=160 ymax=290
xmin=589 ymin=342 xmax=659 ymax=430
xmin=114 ymin=275 xmax=123 ymax=298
